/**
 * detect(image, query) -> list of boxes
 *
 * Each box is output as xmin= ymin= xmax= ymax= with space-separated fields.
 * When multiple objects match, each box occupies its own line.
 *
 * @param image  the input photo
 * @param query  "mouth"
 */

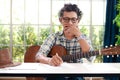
xmin=64 ymin=26 xmax=69 ymax=29
xmin=64 ymin=27 xmax=69 ymax=31
xmin=64 ymin=26 xmax=70 ymax=34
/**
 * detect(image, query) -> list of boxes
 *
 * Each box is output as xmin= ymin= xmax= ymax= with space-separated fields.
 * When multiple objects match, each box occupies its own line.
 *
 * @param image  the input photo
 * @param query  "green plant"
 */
xmin=0 ymin=25 xmax=10 ymax=49
xmin=113 ymin=0 xmax=120 ymax=45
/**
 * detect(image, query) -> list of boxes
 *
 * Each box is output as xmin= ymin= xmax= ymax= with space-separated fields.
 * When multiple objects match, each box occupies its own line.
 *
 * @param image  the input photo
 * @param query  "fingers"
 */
xmin=68 ymin=26 xmax=79 ymax=33
xmin=49 ymin=53 xmax=63 ymax=66
xmin=56 ymin=53 xmax=63 ymax=63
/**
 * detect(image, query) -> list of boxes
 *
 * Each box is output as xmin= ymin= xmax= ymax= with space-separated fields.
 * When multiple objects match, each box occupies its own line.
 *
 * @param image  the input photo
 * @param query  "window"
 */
xmin=0 ymin=0 xmax=106 ymax=62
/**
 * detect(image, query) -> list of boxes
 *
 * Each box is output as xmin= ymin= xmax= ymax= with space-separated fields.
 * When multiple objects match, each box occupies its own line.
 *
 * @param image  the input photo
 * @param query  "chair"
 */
xmin=24 ymin=45 xmax=45 ymax=80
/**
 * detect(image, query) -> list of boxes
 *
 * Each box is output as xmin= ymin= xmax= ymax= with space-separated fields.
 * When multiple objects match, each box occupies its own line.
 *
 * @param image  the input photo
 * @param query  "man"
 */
xmin=36 ymin=3 xmax=94 ymax=80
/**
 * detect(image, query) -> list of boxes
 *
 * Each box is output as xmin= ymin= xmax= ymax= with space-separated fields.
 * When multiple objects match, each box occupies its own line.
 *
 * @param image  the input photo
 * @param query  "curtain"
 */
xmin=103 ymin=0 xmax=120 ymax=80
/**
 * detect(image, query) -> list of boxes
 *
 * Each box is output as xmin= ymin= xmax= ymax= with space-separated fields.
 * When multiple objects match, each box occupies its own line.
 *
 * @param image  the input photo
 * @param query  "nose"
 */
xmin=68 ymin=20 xmax=73 ymax=24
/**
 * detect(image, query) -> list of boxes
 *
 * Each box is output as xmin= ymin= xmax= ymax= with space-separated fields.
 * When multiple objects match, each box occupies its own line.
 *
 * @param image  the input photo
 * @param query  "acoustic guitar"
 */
xmin=48 ymin=45 xmax=120 ymax=62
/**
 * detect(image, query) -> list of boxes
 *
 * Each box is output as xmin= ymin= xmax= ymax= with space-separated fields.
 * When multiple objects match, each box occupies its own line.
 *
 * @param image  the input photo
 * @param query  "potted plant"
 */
xmin=113 ymin=0 xmax=120 ymax=45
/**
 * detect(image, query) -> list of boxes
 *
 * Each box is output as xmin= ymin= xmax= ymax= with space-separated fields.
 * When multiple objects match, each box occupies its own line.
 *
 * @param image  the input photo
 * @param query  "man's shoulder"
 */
xmin=48 ymin=31 xmax=63 ymax=38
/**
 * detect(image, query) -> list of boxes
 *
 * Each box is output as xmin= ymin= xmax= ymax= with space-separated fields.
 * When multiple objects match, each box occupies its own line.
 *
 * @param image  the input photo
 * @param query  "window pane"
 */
xmin=25 ymin=25 xmax=38 ymax=45
xmin=91 ymin=25 xmax=104 ymax=49
xmin=39 ymin=0 xmax=51 ymax=24
xmin=79 ymin=25 xmax=90 ymax=37
xmin=12 ymin=0 xmax=24 ymax=24
xmin=25 ymin=0 xmax=38 ymax=24
xmin=64 ymin=0 xmax=78 ymax=4
xmin=78 ymin=0 xmax=90 ymax=25
xmin=13 ymin=25 xmax=38 ymax=45
xmin=0 ymin=0 xmax=10 ymax=24
xmin=0 ymin=25 xmax=10 ymax=48
xmin=13 ymin=25 xmax=24 ymax=45
xmin=39 ymin=25 xmax=51 ymax=44
xmin=13 ymin=46 xmax=24 ymax=62
xmin=92 ymin=0 xmax=105 ymax=25
xmin=52 ymin=1 xmax=64 ymax=25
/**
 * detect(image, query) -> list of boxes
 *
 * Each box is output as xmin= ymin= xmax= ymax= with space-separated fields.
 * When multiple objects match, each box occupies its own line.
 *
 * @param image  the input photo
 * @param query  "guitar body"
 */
xmin=48 ymin=45 xmax=67 ymax=57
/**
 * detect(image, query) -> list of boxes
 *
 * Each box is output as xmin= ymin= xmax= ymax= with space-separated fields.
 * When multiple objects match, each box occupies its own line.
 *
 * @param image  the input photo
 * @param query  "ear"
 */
xmin=78 ymin=19 xmax=80 ymax=23
xmin=59 ymin=18 xmax=62 ymax=23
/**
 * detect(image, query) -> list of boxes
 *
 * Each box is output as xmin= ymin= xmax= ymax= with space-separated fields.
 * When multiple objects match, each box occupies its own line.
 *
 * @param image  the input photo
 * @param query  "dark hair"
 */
xmin=59 ymin=3 xmax=83 ymax=19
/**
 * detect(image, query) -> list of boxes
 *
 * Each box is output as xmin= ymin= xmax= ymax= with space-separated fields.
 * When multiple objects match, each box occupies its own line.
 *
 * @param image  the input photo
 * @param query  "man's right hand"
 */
xmin=48 ymin=53 xmax=63 ymax=66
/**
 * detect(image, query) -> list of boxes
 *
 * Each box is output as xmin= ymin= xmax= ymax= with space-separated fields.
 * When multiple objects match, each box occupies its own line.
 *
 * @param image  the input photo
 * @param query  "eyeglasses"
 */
xmin=62 ymin=17 xmax=78 ymax=23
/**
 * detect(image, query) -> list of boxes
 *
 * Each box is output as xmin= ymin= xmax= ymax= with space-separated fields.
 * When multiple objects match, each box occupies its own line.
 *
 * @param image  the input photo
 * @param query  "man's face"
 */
xmin=59 ymin=11 xmax=80 ymax=32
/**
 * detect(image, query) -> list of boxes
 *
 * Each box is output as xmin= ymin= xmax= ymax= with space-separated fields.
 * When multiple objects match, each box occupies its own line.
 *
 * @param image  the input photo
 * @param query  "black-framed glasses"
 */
xmin=62 ymin=17 xmax=78 ymax=23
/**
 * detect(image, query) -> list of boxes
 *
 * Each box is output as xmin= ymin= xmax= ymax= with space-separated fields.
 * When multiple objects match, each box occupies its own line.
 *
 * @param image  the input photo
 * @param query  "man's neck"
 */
xmin=64 ymin=33 xmax=75 ymax=40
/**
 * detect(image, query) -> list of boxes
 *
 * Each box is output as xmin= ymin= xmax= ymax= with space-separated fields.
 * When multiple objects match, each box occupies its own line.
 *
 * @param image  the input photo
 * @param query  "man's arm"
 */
xmin=65 ymin=26 xmax=90 ymax=52
xmin=36 ymin=53 xmax=63 ymax=66
xmin=35 ymin=33 xmax=63 ymax=66
xmin=76 ymin=34 xmax=90 ymax=52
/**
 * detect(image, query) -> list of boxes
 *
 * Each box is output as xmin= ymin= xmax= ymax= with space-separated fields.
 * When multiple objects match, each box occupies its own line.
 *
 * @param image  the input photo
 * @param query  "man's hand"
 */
xmin=64 ymin=26 xmax=82 ymax=37
xmin=48 ymin=53 xmax=63 ymax=66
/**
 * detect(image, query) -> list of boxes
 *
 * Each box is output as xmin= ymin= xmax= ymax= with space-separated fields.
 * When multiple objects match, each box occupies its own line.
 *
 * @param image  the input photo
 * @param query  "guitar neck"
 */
xmin=61 ymin=50 xmax=99 ymax=62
